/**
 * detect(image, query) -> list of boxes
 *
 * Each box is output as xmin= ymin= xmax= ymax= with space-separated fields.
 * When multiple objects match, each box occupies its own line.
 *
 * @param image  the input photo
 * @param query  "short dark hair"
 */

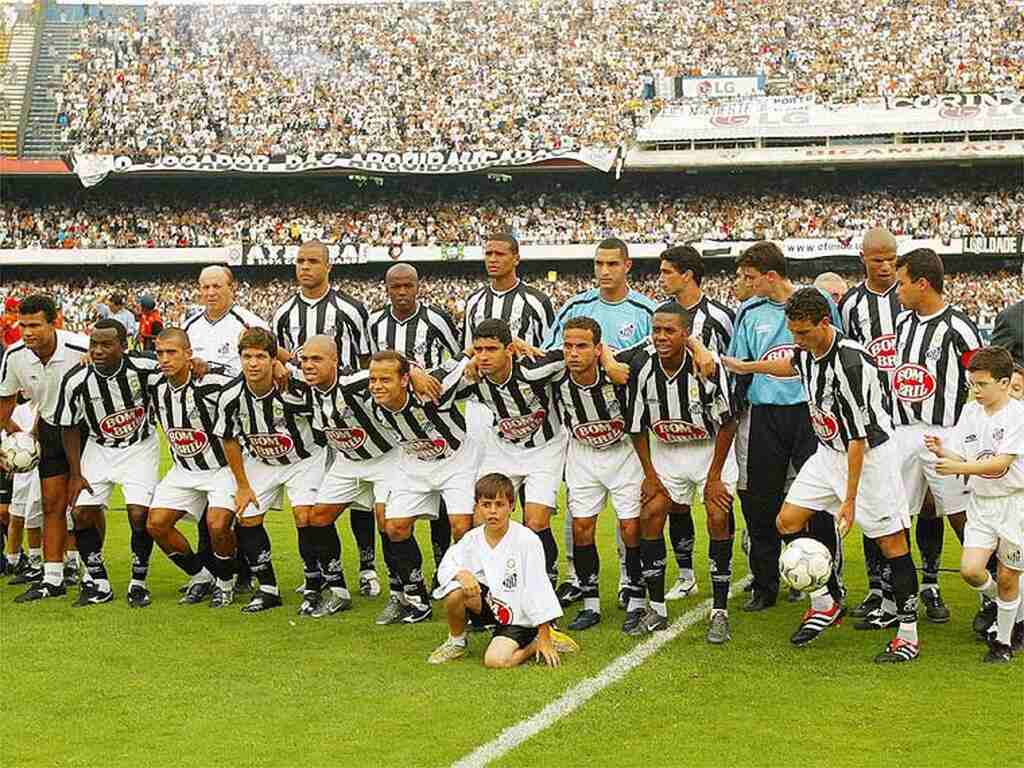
xmin=474 ymin=473 xmax=516 ymax=505
xmin=18 ymin=294 xmax=58 ymax=323
xmin=1014 ymin=364 xmax=1024 ymax=379
xmin=109 ymin=293 xmax=125 ymax=306
xmin=370 ymin=349 xmax=411 ymax=376
xmin=484 ymin=232 xmax=519 ymax=254
xmin=157 ymin=327 xmax=191 ymax=349
xmin=596 ymin=237 xmax=629 ymax=260
xmin=968 ymin=346 xmax=1014 ymax=381
xmin=563 ymin=316 xmax=602 ymax=345
xmin=896 ymin=248 xmax=944 ymax=294
xmin=736 ymin=241 xmax=786 ymax=278
xmin=92 ymin=318 xmax=127 ymax=347
xmin=238 ymin=327 xmax=277 ymax=358
xmin=653 ymin=301 xmax=692 ymax=333
xmin=785 ymin=287 xmax=831 ymax=325
xmin=473 ymin=318 xmax=513 ymax=346
xmin=660 ymin=245 xmax=704 ymax=286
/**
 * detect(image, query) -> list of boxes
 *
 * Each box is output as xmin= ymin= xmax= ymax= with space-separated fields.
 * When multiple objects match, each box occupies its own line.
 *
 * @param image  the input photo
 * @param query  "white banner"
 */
xmin=679 ymin=76 xmax=765 ymax=100
xmin=69 ymin=147 xmax=618 ymax=187
xmin=638 ymin=93 xmax=1024 ymax=141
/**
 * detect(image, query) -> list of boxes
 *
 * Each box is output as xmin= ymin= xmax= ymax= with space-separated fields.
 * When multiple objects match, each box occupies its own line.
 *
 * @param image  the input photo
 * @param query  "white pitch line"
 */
xmin=450 ymin=581 xmax=746 ymax=768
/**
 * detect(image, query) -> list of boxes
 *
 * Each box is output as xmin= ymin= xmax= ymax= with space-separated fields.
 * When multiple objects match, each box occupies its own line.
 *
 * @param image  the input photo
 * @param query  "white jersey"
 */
xmin=951 ymin=399 xmax=1024 ymax=498
xmin=0 ymin=330 xmax=90 ymax=424
xmin=183 ymin=305 xmax=269 ymax=372
xmin=436 ymin=520 xmax=562 ymax=628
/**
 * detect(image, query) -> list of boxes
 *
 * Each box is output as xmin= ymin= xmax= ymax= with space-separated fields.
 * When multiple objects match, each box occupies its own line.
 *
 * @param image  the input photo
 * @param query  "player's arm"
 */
xmin=0 ymin=394 xmax=15 ymax=437
xmin=534 ymin=622 xmax=559 ymax=668
xmin=935 ymin=451 xmax=1016 ymax=478
xmin=838 ymin=438 xmax=865 ymax=538
xmin=686 ymin=335 xmax=717 ymax=379
xmin=222 ymin=438 xmax=258 ymax=516
xmin=720 ymin=354 xmax=795 ymax=378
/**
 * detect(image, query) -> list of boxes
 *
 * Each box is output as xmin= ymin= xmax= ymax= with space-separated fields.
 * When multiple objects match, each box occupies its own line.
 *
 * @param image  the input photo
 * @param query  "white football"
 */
xmin=1 ymin=432 xmax=41 ymax=473
xmin=779 ymin=537 xmax=832 ymax=592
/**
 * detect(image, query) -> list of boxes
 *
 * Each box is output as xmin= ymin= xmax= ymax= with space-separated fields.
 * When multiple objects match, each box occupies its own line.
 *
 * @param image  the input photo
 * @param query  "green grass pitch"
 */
xmin=3 ymin=440 xmax=1020 ymax=768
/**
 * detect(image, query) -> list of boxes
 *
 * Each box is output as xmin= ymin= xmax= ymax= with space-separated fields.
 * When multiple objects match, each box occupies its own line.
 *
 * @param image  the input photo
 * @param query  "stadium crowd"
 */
xmin=4 ymin=268 xmax=1020 ymax=336
xmin=53 ymin=0 xmax=1024 ymax=155
xmin=3 ymin=171 xmax=1021 ymax=249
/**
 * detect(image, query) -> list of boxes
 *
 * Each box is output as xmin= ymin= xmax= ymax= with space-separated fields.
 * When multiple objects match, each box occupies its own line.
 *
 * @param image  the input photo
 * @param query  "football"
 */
xmin=779 ymin=537 xmax=833 ymax=592
xmin=0 ymin=432 xmax=41 ymax=474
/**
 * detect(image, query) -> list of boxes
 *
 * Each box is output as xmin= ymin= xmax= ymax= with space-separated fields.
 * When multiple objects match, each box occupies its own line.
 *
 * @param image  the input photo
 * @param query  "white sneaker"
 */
xmin=665 ymin=573 xmax=698 ymax=601
xmin=359 ymin=570 xmax=381 ymax=597
xmin=428 ymin=637 xmax=468 ymax=664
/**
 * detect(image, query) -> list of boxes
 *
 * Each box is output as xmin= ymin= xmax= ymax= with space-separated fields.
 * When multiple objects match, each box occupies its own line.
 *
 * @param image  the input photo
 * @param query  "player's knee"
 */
xmin=620 ymin=519 xmax=640 ymax=546
xmin=960 ymin=561 xmax=984 ymax=585
xmin=572 ymin=519 xmax=596 ymax=545
xmin=996 ymin=564 xmax=1020 ymax=595
xmin=146 ymin=514 xmax=171 ymax=539
xmin=483 ymin=647 xmax=515 ymax=669
xmin=776 ymin=512 xmax=802 ymax=537
xmin=449 ymin=516 xmax=472 ymax=541
xmin=385 ymin=518 xmax=413 ymax=541
xmin=706 ymin=508 xmax=730 ymax=538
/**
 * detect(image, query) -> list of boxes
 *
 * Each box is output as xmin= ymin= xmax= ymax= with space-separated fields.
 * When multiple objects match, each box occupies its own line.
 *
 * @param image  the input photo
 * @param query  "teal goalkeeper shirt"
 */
xmin=545 ymin=288 xmax=658 ymax=350
xmin=728 ymin=290 xmax=843 ymax=406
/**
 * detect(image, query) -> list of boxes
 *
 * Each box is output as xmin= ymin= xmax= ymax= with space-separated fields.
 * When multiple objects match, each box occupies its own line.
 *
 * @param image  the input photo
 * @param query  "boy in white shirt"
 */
xmin=429 ymin=473 xmax=580 ymax=668
xmin=926 ymin=347 xmax=1024 ymax=663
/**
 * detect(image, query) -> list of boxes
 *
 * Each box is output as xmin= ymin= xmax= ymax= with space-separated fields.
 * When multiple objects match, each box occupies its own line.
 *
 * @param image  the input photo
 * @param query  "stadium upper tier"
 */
xmin=2 ymin=169 xmax=1020 ymax=249
xmin=44 ymin=0 xmax=1023 ymax=158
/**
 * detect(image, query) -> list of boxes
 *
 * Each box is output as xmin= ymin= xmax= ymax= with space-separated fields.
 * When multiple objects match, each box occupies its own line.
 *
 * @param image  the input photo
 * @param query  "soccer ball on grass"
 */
xmin=779 ymin=537 xmax=832 ymax=592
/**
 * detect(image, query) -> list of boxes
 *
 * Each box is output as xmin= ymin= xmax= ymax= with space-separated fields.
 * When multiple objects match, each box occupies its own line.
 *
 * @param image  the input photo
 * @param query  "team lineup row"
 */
xmin=1 ymin=234 xmax=1023 ymax=668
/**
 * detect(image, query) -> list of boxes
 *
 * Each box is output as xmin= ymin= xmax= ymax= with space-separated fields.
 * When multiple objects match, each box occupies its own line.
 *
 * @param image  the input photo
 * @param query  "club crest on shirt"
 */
xmin=502 ymin=558 xmax=519 ymax=590
xmin=993 ymin=428 xmax=1005 ymax=442
xmin=618 ymin=322 xmax=637 ymax=342
xmin=217 ymin=341 xmax=232 ymax=358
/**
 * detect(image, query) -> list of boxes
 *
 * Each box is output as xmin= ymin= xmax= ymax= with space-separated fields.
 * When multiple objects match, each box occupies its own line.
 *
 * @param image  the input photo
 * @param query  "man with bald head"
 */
xmin=813 ymin=273 xmax=848 ymax=305
xmin=367 ymin=263 xmax=462 ymax=614
xmin=182 ymin=264 xmax=269 ymax=595
xmin=271 ymin=240 xmax=379 ymax=598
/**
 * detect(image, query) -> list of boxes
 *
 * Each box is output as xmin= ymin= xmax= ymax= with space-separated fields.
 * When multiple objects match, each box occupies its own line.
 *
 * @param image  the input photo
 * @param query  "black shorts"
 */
xmin=37 ymin=420 xmax=70 ymax=480
xmin=737 ymin=403 xmax=817 ymax=499
xmin=0 ymin=471 xmax=12 ymax=505
xmin=469 ymin=586 xmax=539 ymax=649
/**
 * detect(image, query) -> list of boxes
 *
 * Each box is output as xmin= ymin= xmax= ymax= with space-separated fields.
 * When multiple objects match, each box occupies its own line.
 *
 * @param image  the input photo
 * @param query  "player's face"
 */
xmin=472 ymin=336 xmax=512 ymax=377
xmin=19 ymin=311 xmax=55 ymax=352
xmin=563 ymin=328 xmax=599 ymax=374
xmin=368 ymin=360 xmax=410 ymax=407
xmin=155 ymin=338 xmax=191 ymax=379
xmin=476 ymin=493 xmax=513 ymax=531
xmin=733 ymin=269 xmax=753 ymax=302
xmin=199 ymin=271 xmax=233 ymax=316
xmin=484 ymin=241 xmax=518 ymax=280
xmin=300 ymin=346 xmax=336 ymax=388
xmin=241 ymin=347 xmax=274 ymax=386
xmin=787 ymin=317 xmax=828 ymax=354
xmin=652 ymin=313 xmax=687 ymax=360
xmin=595 ymin=249 xmax=629 ymax=292
xmin=295 ymin=248 xmax=330 ymax=291
xmin=1010 ymin=372 xmax=1024 ymax=401
xmin=386 ymin=273 xmax=418 ymax=315
xmin=737 ymin=266 xmax=768 ymax=298
xmin=89 ymin=328 xmax=124 ymax=373
xmin=861 ymin=248 xmax=897 ymax=285
xmin=895 ymin=266 xmax=923 ymax=310
xmin=659 ymin=261 xmax=686 ymax=297
xmin=968 ymin=370 xmax=1009 ymax=407
xmin=820 ymin=281 xmax=846 ymax=304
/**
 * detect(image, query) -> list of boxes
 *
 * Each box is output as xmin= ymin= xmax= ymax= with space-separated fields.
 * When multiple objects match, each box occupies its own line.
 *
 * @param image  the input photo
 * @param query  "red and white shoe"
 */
xmin=790 ymin=602 xmax=844 ymax=647
xmin=874 ymin=637 xmax=920 ymax=664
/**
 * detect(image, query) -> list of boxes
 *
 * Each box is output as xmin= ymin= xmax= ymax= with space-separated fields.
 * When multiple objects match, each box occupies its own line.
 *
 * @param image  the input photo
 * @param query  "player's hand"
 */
xmin=511 ymin=338 xmax=541 ymax=360
xmin=0 ymin=451 xmax=12 ymax=474
xmin=703 ymin=478 xmax=734 ymax=515
xmin=462 ymin=357 xmax=481 ymax=383
xmin=603 ymin=360 xmax=630 ymax=386
xmin=79 ymin=352 xmax=92 ymax=366
xmin=923 ymin=434 xmax=944 ymax=458
xmin=720 ymin=356 xmax=751 ymax=375
xmin=934 ymin=457 xmax=961 ymax=476
xmin=456 ymin=571 xmax=480 ymax=599
xmin=410 ymin=366 xmax=442 ymax=403
xmin=691 ymin=343 xmax=716 ymax=380
xmin=190 ymin=357 xmax=210 ymax=380
xmin=837 ymin=498 xmax=855 ymax=538
xmin=235 ymin=485 xmax=259 ymax=517
xmin=640 ymin=473 xmax=669 ymax=507
xmin=535 ymin=634 xmax=560 ymax=668
xmin=67 ymin=473 xmax=94 ymax=509
xmin=272 ymin=360 xmax=290 ymax=391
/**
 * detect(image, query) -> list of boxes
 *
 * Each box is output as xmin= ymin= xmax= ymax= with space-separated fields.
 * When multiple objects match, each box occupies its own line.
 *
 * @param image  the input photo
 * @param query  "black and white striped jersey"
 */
xmin=838 ymin=282 xmax=902 ymax=372
xmin=366 ymin=303 xmax=460 ymax=368
xmin=372 ymin=359 xmax=470 ymax=462
xmin=302 ymin=368 xmax=397 ymax=462
xmin=463 ymin=281 xmax=555 ymax=349
xmin=626 ymin=346 xmax=734 ymax=444
xmin=214 ymin=375 xmax=323 ymax=466
xmin=461 ymin=352 xmax=565 ymax=449
xmin=891 ymin=306 xmax=982 ymax=428
xmin=150 ymin=371 xmax=234 ymax=471
xmin=553 ymin=358 xmax=632 ymax=451
xmin=682 ymin=294 xmax=736 ymax=355
xmin=54 ymin=354 xmax=161 ymax=448
xmin=790 ymin=331 xmax=892 ymax=452
xmin=272 ymin=288 xmax=370 ymax=370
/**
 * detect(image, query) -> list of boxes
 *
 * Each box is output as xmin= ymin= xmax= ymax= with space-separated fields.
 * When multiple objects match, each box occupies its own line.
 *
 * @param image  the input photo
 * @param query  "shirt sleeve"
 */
xmin=998 ymin=410 xmax=1024 ymax=457
xmin=625 ymin=355 xmax=649 ymax=434
xmin=54 ymin=369 xmax=84 ymax=428
xmin=0 ymin=351 xmax=19 ymax=398
xmin=728 ymin=310 xmax=752 ymax=360
xmin=435 ymin=309 xmax=461 ymax=359
xmin=520 ymin=533 xmax=563 ymax=627
xmin=518 ymin=350 xmax=566 ymax=383
xmin=544 ymin=302 xmax=573 ymax=350
xmin=212 ymin=389 xmax=238 ymax=439
xmin=837 ymin=356 xmax=871 ymax=441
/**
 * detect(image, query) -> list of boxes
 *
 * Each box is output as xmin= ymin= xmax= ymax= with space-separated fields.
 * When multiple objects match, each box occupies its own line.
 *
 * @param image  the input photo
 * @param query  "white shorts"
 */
xmin=388 ymin=444 xmax=476 ymax=521
xmin=10 ymin=469 xmax=42 ymax=527
xmin=477 ymin=430 xmax=566 ymax=510
xmin=893 ymin=424 xmax=970 ymax=517
xmin=964 ymin=492 xmax=1024 ymax=570
xmin=565 ymin=439 xmax=642 ymax=521
xmin=785 ymin=440 xmax=912 ymax=540
xmin=650 ymin=438 xmax=737 ymax=507
xmin=243 ymin=449 xmax=327 ymax=518
xmin=150 ymin=464 xmax=236 ymax=522
xmin=76 ymin=436 xmax=160 ymax=508
xmin=317 ymin=450 xmax=397 ymax=511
